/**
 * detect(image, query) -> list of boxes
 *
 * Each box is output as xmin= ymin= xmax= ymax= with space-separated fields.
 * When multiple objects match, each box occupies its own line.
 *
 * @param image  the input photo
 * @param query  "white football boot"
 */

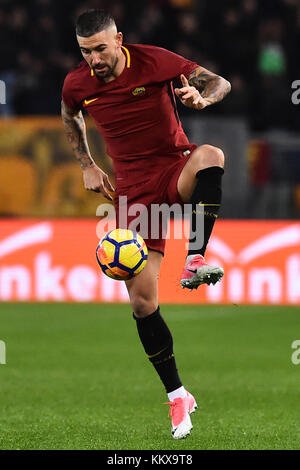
xmin=165 ymin=391 xmax=198 ymax=439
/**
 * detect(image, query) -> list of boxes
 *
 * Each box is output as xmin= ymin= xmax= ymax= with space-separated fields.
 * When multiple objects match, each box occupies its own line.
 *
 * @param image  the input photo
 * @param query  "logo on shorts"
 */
xmin=132 ymin=87 xmax=146 ymax=96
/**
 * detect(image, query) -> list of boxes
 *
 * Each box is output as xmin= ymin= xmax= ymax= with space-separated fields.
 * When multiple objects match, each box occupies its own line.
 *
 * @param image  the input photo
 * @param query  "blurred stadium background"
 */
xmin=0 ymin=0 xmax=300 ymax=451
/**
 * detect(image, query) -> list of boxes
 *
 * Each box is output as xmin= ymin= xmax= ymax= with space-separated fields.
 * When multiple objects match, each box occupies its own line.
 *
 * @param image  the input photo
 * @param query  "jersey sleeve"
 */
xmin=62 ymin=72 xmax=81 ymax=111
xmin=150 ymin=46 xmax=198 ymax=83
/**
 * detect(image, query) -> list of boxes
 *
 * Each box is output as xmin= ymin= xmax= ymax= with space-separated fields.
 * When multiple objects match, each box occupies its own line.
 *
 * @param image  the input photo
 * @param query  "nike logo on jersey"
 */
xmin=186 ymin=268 xmax=197 ymax=274
xmin=132 ymin=87 xmax=146 ymax=96
xmin=84 ymin=98 xmax=99 ymax=105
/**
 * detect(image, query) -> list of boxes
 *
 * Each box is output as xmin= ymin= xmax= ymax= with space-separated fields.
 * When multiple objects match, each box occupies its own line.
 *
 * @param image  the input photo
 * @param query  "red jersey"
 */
xmin=62 ymin=44 xmax=198 ymax=187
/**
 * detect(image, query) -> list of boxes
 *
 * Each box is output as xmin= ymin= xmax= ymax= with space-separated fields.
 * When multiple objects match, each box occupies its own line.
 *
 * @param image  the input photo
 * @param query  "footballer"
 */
xmin=61 ymin=9 xmax=231 ymax=439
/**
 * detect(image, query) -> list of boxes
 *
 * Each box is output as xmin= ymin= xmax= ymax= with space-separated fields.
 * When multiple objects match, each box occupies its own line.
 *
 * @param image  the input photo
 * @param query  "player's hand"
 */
xmin=83 ymin=163 xmax=115 ymax=201
xmin=174 ymin=74 xmax=209 ymax=110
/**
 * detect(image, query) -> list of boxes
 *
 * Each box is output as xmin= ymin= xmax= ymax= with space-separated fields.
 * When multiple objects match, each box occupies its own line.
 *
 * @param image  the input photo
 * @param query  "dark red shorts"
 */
xmin=114 ymin=145 xmax=197 ymax=255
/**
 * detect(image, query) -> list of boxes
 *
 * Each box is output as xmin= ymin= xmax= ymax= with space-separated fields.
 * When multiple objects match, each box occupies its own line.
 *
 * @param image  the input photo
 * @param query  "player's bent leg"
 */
xmin=177 ymin=144 xmax=225 ymax=203
xmin=126 ymin=249 xmax=196 ymax=439
xmin=177 ymin=145 xmax=225 ymax=290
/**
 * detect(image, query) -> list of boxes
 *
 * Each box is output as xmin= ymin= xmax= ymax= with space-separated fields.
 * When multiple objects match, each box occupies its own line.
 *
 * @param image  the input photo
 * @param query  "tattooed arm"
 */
xmin=174 ymin=67 xmax=231 ymax=110
xmin=61 ymin=101 xmax=114 ymax=199
xmin=61 ymin=100 xmax=94 ymax=169
xmin=189 ymin=67 xmax=231 ymax=105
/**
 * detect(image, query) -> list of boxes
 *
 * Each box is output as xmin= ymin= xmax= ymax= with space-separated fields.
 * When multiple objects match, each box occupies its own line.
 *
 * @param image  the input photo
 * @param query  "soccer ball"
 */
xmin=96 ymin=229 xmax=148 ymax=280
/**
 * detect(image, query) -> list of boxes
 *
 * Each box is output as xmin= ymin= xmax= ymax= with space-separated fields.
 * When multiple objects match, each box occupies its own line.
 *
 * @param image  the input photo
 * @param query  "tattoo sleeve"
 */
xmin=188 ymin=67 xmax=231 ymax=106
xmin=61 ymin=101 xmax=94 ymax=170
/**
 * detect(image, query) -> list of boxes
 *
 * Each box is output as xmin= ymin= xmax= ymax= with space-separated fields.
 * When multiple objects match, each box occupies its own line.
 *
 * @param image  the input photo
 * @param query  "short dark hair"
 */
xmin=76 ymin=9 xmax=115 ymax=37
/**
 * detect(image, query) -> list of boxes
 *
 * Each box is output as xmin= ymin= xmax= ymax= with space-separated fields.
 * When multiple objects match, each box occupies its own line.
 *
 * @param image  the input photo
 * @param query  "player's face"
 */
xmin=77 ymin=27 xmax=123 ymax=80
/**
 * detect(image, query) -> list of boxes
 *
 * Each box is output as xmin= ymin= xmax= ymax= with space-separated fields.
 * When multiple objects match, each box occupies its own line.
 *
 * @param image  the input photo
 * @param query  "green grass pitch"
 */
xmin=0 ymin=302 xmax=299 ymax=450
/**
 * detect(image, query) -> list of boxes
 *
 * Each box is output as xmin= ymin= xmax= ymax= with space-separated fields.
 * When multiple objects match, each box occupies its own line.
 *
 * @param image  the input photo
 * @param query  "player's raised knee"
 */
xmin=199 ymin=144 xmax=225 ymax=168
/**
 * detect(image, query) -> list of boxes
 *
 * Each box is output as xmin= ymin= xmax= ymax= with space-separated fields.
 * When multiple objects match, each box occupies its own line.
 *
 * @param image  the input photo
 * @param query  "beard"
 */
xmin=94 ymin=54 xmax=119 ymax=81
